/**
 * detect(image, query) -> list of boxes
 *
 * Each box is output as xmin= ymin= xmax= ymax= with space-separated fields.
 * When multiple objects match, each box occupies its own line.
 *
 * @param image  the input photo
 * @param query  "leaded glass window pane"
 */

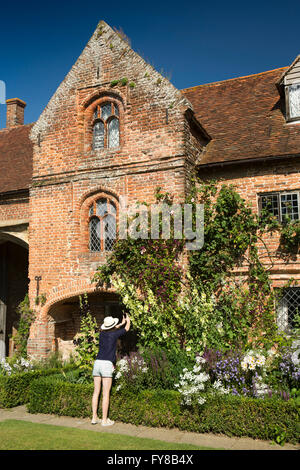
xmin=281 ymin=193 xmax=299 ymax=221
xmin=289 ymin=84 xmax=300 ymax=119
xmin=89 ymin=205 xmax=94 ymax=217
xmin=114 ymin=104 xmax=119 ymax=116
xmin=94 ymin=107 xmax=99 ymax=119
xmin=101 ymin=103 xmax=112 ymax=121
xmin=260 ymin=194 xmax=279 ymax=220
xmin=108 ymin=201 xmax=116 ymax=215
xmin=277 ymin=287 xmax=300 ymax=332
xmin=89 ymin=218 xmax=101 ymax=251
xmin=93 ymin=121 xmax=104 ymax=149
xmin=108 ymin=118 xmax=119 ymax=148
xmin=104 ymin=214 xmax=116 ymax=251
xmin=96 ymin=199 xmax=107 ymax=217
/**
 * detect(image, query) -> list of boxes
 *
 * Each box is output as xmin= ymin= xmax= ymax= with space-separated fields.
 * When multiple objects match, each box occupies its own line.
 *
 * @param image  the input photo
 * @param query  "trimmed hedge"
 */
xmin=0 ymin=365 xmax=75 ymax=408
xmin=27 ymin=376 xmax=300 ymax=444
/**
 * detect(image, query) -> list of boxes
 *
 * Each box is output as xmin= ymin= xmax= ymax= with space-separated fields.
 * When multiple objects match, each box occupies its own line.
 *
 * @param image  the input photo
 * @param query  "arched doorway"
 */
xmin=48 ymin=291 xmax=138 ymax=361
xmin=0 ymin=240 xmax=29 ymax=359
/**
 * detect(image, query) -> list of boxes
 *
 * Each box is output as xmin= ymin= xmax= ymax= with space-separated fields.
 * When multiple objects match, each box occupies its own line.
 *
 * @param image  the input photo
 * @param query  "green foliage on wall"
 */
xmin=93 ymin=181 xmax=298 ymax=354
xmin=12 ymin=295 xmax=36 ymax=358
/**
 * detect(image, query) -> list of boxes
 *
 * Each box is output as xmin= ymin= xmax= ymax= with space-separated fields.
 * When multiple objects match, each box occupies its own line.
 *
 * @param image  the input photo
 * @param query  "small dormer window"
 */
xmin=287 ymin=83 xmax=300 ymax=120
xmin=278 ymin=56 xmax=300 ymax=123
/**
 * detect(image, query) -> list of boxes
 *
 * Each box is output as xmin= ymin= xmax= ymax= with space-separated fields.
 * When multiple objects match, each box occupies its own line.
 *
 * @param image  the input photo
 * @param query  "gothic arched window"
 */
xmin=92 ymin=102 xmax=120 ymax=150
xmin=89 ymin=197 xmax=117 ymax=251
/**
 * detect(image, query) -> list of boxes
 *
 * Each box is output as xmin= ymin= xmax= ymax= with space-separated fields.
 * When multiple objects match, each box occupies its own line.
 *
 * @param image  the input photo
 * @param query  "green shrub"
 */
xmin=0 ymin=364 xmax=76 ymax=408
xmin=27 ymin=377 xmax=299 ymax=444
xmin=73 ymin=294 xmax=99 ymax=369
xmin=119 ymin=347 xmax=194 ymax=390
xmin=28 ymin=374 xmax=94 ymax=417
xmin=31 ymin=351 xmax=75 ymax=370
xmin=12 ymin=294 xmax=35 ymax=358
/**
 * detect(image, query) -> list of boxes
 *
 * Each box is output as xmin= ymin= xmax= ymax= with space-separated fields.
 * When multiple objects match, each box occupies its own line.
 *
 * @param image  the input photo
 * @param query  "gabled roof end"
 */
xmin=276 ymin=55 xmax=300 ymax=86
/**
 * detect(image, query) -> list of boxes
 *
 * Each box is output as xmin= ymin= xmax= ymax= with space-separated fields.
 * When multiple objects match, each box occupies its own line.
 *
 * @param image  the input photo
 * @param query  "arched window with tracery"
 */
xmin=93 ymin=102 xmax=120 ymax=150
xmin=89 ymin=197 xmax=117 ymax=252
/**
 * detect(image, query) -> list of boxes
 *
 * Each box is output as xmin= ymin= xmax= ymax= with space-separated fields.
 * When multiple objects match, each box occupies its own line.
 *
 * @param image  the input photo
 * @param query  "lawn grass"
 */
xmin=0 ymin=420 xmax=216 ymax=450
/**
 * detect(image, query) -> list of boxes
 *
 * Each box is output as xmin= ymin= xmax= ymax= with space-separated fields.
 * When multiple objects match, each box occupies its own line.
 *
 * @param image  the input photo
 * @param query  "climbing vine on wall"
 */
xmin=12 ymin=294 xmax=36 ymax=358
xmin=73 ymin=294 xmax=99 ymax=368
xmin=93 ymin=180 xmax=296 ymax=353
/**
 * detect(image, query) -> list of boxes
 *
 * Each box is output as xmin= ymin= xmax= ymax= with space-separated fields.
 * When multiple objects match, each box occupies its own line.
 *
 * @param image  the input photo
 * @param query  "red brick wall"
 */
xmin=0 ymin=192 xmax=29 ymax=221
xmin=27 ymin=22 xmax=204 ymax=358
xmin=198 ymin=157 xmax=300 ymax=287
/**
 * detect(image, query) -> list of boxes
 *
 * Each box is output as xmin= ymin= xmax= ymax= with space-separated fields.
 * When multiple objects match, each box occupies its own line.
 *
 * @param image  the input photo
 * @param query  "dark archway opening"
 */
xmin=48 ymin=291 xmax=138 ymax=361
xmin=0 ymin=241 xmax=29 ymax=358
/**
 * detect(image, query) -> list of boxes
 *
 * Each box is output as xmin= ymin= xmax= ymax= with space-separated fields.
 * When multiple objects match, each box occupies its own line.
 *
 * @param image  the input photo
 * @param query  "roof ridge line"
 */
xmin=0 ymin=122 xmax=35 ymax=133
xmin=181 ymin=66 xmax=288 ymax=91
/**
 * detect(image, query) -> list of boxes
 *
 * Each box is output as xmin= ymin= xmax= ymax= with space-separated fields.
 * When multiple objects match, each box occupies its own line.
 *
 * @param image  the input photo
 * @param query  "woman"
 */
xmin=91 ymin=312 xmax=131 ymax=426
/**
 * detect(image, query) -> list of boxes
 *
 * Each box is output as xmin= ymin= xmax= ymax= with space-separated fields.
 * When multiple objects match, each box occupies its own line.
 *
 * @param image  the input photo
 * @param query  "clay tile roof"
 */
xmin=0 ymin=123 xmax=34 ymax=194
xmin=182 ymin=67 xmax=300 ymax=166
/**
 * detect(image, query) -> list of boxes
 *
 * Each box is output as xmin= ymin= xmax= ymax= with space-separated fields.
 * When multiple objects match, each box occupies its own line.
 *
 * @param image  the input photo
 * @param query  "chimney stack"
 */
xmin=6 ymin=98 xmax=26 ymax=128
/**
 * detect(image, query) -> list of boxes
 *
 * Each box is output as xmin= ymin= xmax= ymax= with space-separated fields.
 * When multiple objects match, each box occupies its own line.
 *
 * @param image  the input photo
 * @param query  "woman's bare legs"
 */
xmin=102 ymin=377 xmax=113 ymax=423
xmin=92 ymin=376 xmax=101 ymax=421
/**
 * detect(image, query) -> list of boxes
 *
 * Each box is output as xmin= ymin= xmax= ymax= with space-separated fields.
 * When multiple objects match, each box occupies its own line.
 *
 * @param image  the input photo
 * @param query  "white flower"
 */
xmin=256 ymin=355 xmax=266 ymax=366
xmin=254 ymin=381 xmax=269 ymax=396
xmin=198 ymin=372 xmax=209 ymax=382
xmin=212 ymin=380 xmax=222 ymax=389
xmin=291 ymin=349 xmax=300 ymax=366
xmin=197 ymin=397 xmax=206 ymax=405
xmin=117 ymin=358 xmax=129 ymax=372
xmin=195 ymin=356 xmax=206 ymax=365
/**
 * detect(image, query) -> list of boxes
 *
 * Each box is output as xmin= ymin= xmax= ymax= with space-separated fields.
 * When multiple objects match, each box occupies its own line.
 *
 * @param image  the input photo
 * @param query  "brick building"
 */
xmin=1 ymin=22 xmax=300 ymax=359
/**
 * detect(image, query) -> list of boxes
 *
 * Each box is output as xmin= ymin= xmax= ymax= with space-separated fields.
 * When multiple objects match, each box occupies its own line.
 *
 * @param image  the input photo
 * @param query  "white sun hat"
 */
xmin=101 ymin=316 xmax=119 ymax=330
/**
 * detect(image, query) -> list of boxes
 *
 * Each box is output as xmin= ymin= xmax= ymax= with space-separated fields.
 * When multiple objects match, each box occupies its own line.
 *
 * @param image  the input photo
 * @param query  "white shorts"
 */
xmin=92 ymin=360 xmax=114 ymax=378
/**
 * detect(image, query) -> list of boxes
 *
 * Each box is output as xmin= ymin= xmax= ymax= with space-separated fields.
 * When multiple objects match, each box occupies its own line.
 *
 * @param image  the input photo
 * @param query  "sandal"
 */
xmin=101 ymin=418 xmax=115 ymax=427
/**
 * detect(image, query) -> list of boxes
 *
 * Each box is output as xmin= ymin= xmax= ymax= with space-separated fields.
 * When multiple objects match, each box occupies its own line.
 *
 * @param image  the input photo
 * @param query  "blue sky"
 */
xmin=0 ymin=0 xmax=299 ymax=128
